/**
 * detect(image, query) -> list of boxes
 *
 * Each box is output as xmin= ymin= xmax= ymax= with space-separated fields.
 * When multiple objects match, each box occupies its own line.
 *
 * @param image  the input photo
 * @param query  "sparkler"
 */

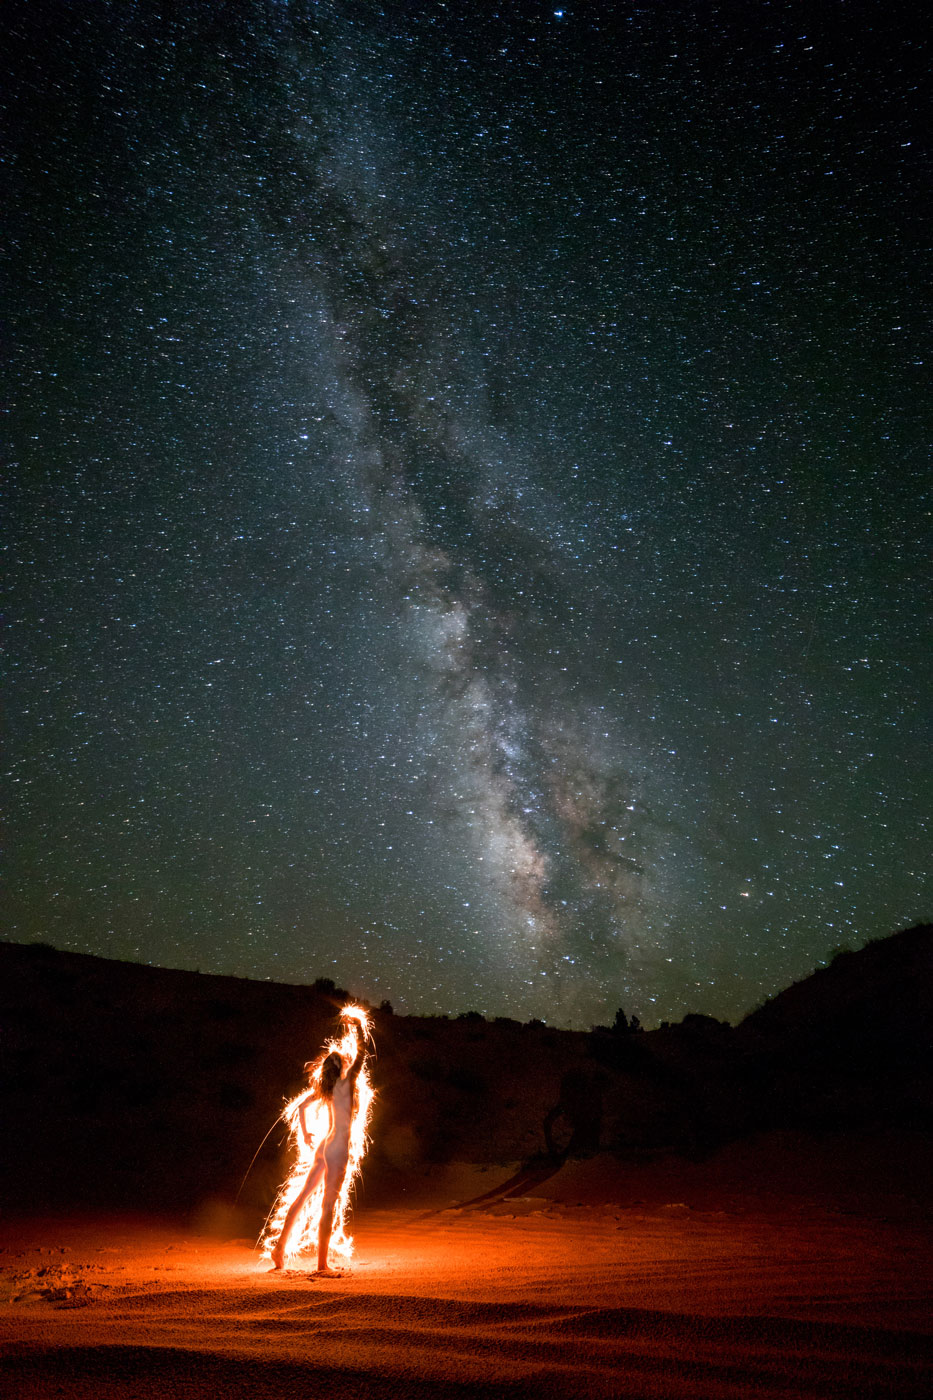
xmin=262 ymin=1004 xmax=374 ymax=1268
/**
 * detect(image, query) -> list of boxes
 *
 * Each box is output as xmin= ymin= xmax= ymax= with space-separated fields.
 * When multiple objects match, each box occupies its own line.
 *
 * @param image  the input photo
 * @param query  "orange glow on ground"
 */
xmin=260 ymin=1004 xmax=374 ymax=1267
xmin=1 ymin=1189 xmax=931 ymax=1399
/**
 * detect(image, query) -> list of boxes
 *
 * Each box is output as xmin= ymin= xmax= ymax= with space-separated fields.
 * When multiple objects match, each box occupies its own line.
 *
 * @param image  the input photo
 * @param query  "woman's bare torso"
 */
xmin=305 ymin=1074 xmax=354 ymax=1172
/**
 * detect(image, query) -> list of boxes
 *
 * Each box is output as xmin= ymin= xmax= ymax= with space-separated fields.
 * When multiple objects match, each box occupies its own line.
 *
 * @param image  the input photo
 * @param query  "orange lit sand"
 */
xmin=1 ymin=1153 xmax=931 ymax=1398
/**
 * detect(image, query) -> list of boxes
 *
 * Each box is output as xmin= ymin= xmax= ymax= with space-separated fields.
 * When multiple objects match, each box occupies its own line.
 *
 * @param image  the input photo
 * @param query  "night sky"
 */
xmin=6 ymin=0 xmax=929 ymax=1028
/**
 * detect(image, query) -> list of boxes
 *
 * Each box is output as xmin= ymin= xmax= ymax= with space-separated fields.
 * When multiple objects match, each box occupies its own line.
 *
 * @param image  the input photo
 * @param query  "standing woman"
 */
xmin=270 ymin=1012 xmax=367 ymax=1274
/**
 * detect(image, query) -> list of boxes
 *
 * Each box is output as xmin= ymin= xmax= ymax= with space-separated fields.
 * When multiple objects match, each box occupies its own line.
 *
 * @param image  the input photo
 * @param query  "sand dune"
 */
xmin=2 ymin=1158 xmax=931 ymax=1399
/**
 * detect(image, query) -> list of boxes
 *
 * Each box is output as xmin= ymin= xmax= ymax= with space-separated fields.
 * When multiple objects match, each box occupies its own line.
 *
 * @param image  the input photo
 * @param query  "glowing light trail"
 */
xmin=262 ymin=1005 xmax=374 ymax=1268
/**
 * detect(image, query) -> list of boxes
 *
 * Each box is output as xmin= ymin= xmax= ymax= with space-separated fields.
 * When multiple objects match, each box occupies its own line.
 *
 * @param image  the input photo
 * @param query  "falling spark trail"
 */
xmin=261 ymin=1005 xmax=374 ymax=1266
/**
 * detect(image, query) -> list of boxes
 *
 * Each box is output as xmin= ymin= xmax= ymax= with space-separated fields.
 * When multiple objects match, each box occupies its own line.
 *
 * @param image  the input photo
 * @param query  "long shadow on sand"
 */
xmin=415 ymin=1153 xmax=567 ymax=1220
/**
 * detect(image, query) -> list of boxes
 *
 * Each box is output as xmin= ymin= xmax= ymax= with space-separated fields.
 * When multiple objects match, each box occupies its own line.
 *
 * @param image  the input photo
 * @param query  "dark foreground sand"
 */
xmin=2 ymin=1152 xmax=931 ymax=1399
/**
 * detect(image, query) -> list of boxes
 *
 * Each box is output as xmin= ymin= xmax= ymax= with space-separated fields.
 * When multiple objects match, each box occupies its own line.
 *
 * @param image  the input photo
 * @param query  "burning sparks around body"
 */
xmin=261 ymin=1006 xmax=374 ymax=1267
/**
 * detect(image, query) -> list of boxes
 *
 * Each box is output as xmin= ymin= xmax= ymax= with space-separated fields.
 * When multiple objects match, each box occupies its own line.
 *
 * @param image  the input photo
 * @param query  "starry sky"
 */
xmin=5 ymin=0 xmax=930 ymax=1028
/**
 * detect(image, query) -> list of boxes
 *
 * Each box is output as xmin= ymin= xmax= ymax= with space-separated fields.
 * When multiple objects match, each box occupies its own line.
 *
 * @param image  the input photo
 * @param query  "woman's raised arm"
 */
xmin=344 ymin=1016 xmax=366 ymax=1085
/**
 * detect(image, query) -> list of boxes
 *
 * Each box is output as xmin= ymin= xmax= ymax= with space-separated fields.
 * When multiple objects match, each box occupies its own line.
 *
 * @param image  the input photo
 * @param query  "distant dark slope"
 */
xmin=741 ymin=923 xmax=933 ymax=1037
xmin=736 ymin=923 xmax=933 ymax=1131
xmin=1 ymin=926 xmax=930 ymax=1217
xmin=0 ymin=944 xmax=345 ymax=1212
xmin=0 ymin=943 xmax=585 ymax=1213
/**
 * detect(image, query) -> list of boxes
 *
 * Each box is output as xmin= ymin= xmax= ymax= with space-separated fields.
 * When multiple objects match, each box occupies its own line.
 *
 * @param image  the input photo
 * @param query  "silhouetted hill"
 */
xmin=734 ymin=922 xmax=933 ymax=1132
xmin=741 ymin=923 xmax=932 ymax=1041
xmin=0 ymin=944 xmax=585 ymax=1213
xmin=1 ymin=926 xmax=929 ymax=1217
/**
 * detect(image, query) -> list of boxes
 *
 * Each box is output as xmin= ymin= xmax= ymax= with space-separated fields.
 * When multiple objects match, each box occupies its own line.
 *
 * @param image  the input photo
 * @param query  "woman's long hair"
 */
xmin=304 ymin=1049 xmax=344 ymax=1100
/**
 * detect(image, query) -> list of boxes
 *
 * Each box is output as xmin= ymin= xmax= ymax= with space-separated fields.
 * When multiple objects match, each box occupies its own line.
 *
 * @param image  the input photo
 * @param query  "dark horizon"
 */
xmin=4 ymin=920 xmax=930 ymax=1033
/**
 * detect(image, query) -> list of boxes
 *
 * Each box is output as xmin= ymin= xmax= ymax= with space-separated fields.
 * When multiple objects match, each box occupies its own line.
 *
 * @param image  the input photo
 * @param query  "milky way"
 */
xmin=6 ymin=1 xmax=930 ymax=1025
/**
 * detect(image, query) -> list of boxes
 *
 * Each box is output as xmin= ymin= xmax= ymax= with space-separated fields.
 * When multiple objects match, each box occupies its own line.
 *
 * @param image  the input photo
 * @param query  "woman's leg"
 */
xmin=271 ymin=1158 xmax=325 ymax=1268
xmin=316 ymin=1161 xmax=348 ymax=1273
